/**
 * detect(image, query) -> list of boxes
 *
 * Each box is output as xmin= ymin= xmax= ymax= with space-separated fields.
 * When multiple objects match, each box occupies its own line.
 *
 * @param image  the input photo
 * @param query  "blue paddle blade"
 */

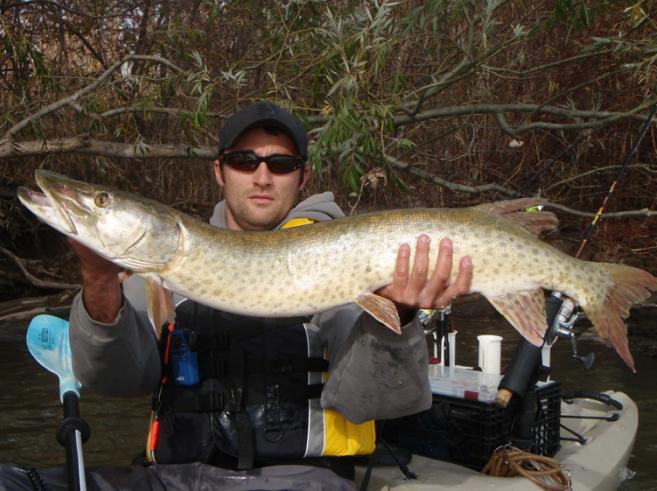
xmin=26 ymin=314 xmax=81 ymax=401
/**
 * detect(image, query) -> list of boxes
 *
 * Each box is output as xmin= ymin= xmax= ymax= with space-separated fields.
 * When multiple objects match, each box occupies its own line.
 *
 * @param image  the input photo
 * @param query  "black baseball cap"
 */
xmin=219 ymin=102 xmax=308 ymax=159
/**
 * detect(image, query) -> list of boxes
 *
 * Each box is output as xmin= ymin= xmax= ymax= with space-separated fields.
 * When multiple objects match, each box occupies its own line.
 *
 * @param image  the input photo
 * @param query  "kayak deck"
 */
xmin=355 ymin=391 xmax=637 ymax=490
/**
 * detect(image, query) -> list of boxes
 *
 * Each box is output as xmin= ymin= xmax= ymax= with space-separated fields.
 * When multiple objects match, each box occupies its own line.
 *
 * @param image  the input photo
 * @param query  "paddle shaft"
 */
xmin=62 ymin=391 xmax=87 ymax=491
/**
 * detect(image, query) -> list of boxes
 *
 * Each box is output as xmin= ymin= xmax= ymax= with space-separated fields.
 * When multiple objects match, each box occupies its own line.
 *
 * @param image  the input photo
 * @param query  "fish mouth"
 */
xmin=18 ymin=170 xmax=95 ymax=235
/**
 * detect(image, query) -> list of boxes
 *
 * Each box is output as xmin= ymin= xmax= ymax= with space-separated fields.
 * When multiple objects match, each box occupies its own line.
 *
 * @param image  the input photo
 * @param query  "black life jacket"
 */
xmin=146 ymin=300 xmax=375 ymax=469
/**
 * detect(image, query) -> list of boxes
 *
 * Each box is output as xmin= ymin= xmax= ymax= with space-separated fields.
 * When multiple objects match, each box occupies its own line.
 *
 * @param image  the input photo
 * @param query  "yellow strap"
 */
xmin=322 ymin=409 xmax=376 ymax=456
xmin=282 ymin=214 xmax=376 ymax=457
xmin=281 ymin=217 xmax=315 ymax=229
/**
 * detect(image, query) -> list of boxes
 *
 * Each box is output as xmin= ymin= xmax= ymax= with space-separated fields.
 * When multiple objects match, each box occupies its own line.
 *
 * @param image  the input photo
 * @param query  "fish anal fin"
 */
xmin=355 ymin=292 xmax=402 ymax=334
xmin=474 ymin=198 xmax=558 ymax=236
xmin=144 ymin=276 xmax=176 ymax=339
xmin=486 ymin=289 xmax=547 ymax=346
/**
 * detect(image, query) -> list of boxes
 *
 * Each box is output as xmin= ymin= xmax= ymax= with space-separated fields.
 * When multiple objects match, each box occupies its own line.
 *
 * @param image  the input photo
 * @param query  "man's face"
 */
xmin=214 ymin=127 xmax=309 ymax=231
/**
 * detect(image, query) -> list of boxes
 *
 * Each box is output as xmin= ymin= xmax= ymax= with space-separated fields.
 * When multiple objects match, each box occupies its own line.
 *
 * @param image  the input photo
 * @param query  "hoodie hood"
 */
xmin=209 ymin=191 xmax=344 ymax=229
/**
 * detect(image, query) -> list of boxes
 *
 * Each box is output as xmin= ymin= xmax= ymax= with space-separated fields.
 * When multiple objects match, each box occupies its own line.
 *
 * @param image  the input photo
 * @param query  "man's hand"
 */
xmin=376 ymin=235 xmax=472 ymax=323
xmin=68 ymin=238 xmax=122 ymax=323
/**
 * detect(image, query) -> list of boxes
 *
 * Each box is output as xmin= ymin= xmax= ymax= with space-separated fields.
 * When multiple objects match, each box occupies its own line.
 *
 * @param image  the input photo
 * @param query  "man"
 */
xmin=67 ymin=102 xmax=472 ymax=486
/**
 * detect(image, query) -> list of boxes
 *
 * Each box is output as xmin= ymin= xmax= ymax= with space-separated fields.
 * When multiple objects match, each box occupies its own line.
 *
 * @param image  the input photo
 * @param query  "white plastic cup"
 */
xmin=477 ymin=335 xmax=502 ymax=375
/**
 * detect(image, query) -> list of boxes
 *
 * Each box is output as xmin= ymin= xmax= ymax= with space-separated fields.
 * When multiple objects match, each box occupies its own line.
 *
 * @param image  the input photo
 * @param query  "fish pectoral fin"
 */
xmin=355 ymin=292 xmax=402 ymax=334
xmin=486 ymin=289 xmax=547 ymax=346
xmin=144 ymin=276 xmax=176 ymax=339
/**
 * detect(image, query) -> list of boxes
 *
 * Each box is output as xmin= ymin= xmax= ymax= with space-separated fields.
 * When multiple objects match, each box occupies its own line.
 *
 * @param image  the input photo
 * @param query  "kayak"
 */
xmin=355 ymin=390 xmax=637 ymax=490
xmin=0 ymin=390 xmax=636 ymax=491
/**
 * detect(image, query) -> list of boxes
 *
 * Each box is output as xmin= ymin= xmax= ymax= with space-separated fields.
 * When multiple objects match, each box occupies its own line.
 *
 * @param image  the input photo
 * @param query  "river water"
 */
xmin=1 ymin=313 xmax=656 ymax=489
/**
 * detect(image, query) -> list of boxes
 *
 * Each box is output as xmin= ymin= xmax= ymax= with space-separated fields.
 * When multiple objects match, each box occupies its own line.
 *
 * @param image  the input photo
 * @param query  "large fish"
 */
xmin=18 ymin=170 xmax=656 ymax=371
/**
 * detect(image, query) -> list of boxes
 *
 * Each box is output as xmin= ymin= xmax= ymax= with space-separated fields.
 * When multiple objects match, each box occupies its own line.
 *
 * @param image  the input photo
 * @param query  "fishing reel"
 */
xmin=545 ymin=292 xmax=595 ymax=370
xmin=420 ymin=306 xmax=452 ymax=365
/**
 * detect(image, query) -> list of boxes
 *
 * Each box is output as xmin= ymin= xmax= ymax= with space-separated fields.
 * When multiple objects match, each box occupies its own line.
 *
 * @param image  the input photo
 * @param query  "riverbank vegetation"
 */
xmin=1 ymin=0 xmax=656 ymax=308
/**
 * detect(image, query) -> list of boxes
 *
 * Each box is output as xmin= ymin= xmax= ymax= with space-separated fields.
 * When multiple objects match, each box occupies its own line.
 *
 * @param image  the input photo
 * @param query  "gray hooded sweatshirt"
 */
xmin=69 ymin=192 xmax=431 ymax=423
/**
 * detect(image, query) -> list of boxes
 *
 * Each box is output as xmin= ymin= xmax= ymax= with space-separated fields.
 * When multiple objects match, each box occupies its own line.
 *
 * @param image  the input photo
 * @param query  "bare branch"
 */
xmin=399 ymin=57 xmax=475 ymax=116
xmin=385 ymin=155 xmax=521 ymax=197
xmin=0 ymin=290 xmax=75 ymax=323
xmin=482 ymin=49 xmax=615 ymax=76
xmin=307 ymin=100 xmax=657 ymax=134
xmin=544 ymin=164 xmax=657 ymax=192
xmin=543 ymin=203 xmax=657 ymax=219
xmin=1 ymin=0 xmax=103 ymax=19
xmin=393 ymin=100 xmax=657 ymax=136
xmin=0 ymin=137 xmax=215 ymax=159
xmin=97 ymin=106 xmax=227 ymax=119
xmin=0 ymin=246 xmax=80 ymax=290
xmin=1 ymin=54 xmax=184 ymax=142
xmin=386 ymin=155 xmax=657 ymax=219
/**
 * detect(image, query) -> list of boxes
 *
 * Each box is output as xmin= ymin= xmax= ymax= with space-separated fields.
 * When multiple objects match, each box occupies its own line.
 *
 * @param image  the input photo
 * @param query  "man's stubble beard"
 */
xmin=226 ymin=192 xmax=297 ymax=231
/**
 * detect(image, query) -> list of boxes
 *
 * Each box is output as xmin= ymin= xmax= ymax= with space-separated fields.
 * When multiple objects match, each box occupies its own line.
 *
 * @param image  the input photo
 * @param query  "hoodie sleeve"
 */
xmin=69 ymin=290 xmax=162 ymax=396
xmin=315 ymin=305 xmax=432 ymax=424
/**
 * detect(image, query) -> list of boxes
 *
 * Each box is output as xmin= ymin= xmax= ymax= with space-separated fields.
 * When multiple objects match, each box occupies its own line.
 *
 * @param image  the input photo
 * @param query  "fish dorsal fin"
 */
xmin=473 ymin=198 xmax=558 ymax=236
xmin=486 ymin=289 xmax=547 ymax=346
xmin=144 ymin=276 xmax=176 ymax=339
xmin=355 ymin=292 xmax=402 ymax=334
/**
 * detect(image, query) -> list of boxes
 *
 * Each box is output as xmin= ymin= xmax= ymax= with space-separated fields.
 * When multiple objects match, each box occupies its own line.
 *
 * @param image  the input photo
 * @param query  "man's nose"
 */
xmin=252 ymin=161 xmax=273 ymax=186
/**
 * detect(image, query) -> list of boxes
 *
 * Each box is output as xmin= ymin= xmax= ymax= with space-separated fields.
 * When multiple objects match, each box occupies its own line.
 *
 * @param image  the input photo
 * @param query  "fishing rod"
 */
xmin=496 ymin=101 xmax=657 ymax=408
xmin=575 ymin=101 xmax=657 ymax=259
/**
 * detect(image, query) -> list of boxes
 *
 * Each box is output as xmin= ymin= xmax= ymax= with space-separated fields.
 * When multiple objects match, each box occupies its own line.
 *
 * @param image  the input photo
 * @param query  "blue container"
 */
xmin=170 ymin=329 xmax=199 ymax=386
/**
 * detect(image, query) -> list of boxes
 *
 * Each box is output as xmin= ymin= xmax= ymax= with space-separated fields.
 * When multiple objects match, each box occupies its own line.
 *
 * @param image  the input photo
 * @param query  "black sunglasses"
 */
xmin=221 ymin=150 xmax=304 ymax=175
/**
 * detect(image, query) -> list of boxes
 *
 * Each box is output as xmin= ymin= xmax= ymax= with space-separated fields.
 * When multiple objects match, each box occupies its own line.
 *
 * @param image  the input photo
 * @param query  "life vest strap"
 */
xmin=167 ymin=383 xmax=324 ymax=414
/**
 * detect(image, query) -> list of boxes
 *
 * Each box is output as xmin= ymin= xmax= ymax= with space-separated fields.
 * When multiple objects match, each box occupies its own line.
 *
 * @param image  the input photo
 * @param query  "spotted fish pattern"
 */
xmin=18 ymin=170 xmax=657 ymax=372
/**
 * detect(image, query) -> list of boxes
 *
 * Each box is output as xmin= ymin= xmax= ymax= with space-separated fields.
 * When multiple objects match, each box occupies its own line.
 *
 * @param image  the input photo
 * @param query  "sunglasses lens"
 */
xmin=267 ymin=155 xmax=302 ymax=174
xmin=222 ymin=151 xmax=260 ymax=171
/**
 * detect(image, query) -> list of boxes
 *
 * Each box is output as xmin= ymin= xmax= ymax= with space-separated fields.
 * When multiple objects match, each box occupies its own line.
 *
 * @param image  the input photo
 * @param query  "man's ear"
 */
xmin=298 ymin=166 xmax=310 ymax=190
xmin=213 ymin=159 xmax=225 ymax=187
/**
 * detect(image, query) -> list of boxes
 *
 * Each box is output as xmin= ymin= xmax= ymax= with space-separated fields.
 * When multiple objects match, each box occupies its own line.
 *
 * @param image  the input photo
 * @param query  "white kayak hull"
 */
xmin=356 ymin=391 xmax=637 ymax=490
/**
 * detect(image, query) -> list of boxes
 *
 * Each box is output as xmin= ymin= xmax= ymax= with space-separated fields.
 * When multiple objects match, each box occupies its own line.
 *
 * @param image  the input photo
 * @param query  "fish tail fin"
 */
xmin=582 ymin=263 xmax=657 ymax=372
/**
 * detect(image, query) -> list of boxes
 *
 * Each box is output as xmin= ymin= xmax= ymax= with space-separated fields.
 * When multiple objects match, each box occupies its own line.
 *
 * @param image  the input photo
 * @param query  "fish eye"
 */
xmin=94 ymin=192 xmax=110 ymax=208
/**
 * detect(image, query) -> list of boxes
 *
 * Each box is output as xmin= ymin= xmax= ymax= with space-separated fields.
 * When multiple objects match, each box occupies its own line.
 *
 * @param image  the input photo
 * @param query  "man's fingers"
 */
xmin=433 ymin=237 xmax=453 ymax=285
xmin=432 ymin=256 xmax=473 ymax=308
xmin=379 ymin=238 xmax=473 ymax=311
xmin=408 ymin=235 xmax=431 ymax=292
xmin=417 ymin=237 xmax=451 ymax=305
xmin=391 ymin=242 xmax=411 ymax=291
xmin=453 ymin=256 xmax=473 ymax=294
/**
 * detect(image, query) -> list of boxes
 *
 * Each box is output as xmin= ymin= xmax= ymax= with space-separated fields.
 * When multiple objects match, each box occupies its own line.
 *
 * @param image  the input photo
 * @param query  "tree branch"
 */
xmin=386 ymin=155 xmax=657 ymax=219
xmin=0 ymin=137 xmax=215 ymax=159
xmin=481 ymin=49 xmax=614 ymax=76
xmin=307 ymin=100 xmax=657 ymax=133
xmin=0 ymin=246 xmax=80 ymax=290
xmin=393 ymin=99 xmax=657 ymax=137
xmin=543 ymin=203 xmax=657 ymax=219
xmin=385 ymin=155 xmax=521 ymax=197
xmin=543 ymin=164 xmax=657 ymax=192
xmin=0 ymin=290 xmax=76 ymax=323
xmin=1 ymin=54 xmax=184 ymax=142
xmin=96 ymin=106 xmax=227 ymax=119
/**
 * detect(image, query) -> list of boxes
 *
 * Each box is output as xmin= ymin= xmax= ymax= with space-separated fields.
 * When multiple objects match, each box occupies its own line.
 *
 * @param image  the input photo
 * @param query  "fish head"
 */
xmin=18 ymin=170 xmax=181 ymax=273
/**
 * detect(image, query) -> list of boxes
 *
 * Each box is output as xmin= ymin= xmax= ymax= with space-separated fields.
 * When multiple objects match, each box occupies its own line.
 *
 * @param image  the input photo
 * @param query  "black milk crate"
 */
xmin=382 ymin=380 xmax=561 ymax=471
xmin=531 ymin=380 xmax=561 ymax=457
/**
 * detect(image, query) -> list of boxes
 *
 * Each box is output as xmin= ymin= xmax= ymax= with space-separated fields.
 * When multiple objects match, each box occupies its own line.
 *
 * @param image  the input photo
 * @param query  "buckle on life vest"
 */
xmin=226 ymin=387 xmax=243 ymax=413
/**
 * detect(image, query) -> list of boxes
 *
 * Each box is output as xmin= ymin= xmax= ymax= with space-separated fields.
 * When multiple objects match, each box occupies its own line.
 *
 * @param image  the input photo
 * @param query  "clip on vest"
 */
xmin=170 ymin=329 xmax=200 ymax=386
